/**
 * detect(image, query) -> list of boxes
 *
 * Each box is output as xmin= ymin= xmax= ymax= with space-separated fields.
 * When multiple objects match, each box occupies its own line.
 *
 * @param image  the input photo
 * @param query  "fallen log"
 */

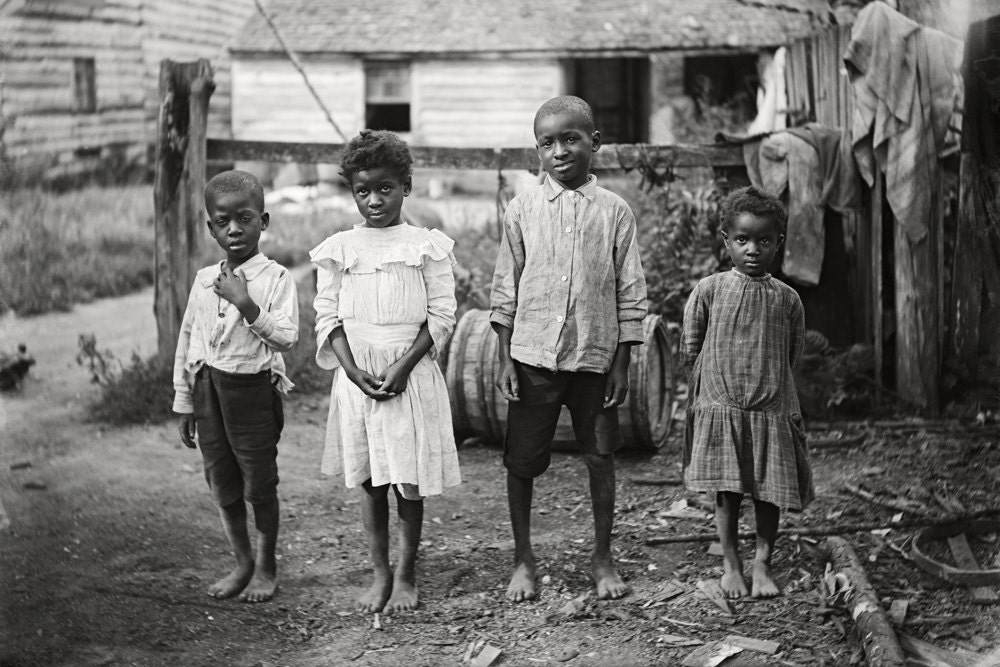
xmin=825 ymin=537 xmax=906 ymax=667
xmin=643 ymin=508 xmax=1000 ymax=545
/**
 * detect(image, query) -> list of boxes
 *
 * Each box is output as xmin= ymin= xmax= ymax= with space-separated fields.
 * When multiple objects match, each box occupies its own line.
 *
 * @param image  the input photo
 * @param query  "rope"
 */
xmin=252 ymin=0 xmax=347 ymax=142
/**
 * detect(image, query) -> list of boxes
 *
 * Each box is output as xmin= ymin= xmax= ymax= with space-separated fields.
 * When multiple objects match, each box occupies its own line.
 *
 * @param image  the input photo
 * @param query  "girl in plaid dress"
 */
xmin=682 ymin=186 xmax=814 ymax=599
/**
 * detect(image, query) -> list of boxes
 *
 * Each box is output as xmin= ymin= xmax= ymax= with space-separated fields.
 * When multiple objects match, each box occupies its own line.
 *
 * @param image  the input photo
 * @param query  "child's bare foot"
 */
xmin=720 ymin=566 xmax=749 ymax=599
xmin=384 ymin=574 xmax=419 ymax=613
xmin=239 ymin=569 xmax=278 ymax=603
xmin=506 ymin=561 xmax=537 ymax=602
xmin=357 ymin=570 xmax=393 ymax=613
xmin=592 ymin=558 xmax=629 ymax=600
xmin=751 ymin=561 xmax=781 ymax=598
xmin=207 ymin=564 xmax=254 ymax=599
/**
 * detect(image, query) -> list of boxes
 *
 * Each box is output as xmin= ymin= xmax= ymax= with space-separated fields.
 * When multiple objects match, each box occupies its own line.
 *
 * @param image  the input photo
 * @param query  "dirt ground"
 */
xmin=2 ymin=289 xmax=999 ymax=667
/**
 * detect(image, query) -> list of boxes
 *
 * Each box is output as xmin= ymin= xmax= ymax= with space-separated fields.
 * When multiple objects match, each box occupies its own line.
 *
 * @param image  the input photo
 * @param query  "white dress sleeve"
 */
xmin=310 ymin=234 xmax=348 ymax=370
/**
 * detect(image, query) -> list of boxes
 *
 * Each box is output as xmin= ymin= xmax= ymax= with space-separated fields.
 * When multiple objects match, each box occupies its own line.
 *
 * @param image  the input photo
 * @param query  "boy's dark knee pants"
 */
xmin=503 ymin=365 xmax=623 ymax=478
xmin=193 ymin=367 xmax=283 ymax=507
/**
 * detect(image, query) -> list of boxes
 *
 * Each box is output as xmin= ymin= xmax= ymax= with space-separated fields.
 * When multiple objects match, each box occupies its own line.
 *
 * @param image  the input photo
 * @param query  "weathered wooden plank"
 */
xmin=949 ymin=152 xmax=983 ymax=378
xmin=154 ymin=58 xmax=214 ymax=363
xmin=207 ymin=139 xmax=745 ymax=170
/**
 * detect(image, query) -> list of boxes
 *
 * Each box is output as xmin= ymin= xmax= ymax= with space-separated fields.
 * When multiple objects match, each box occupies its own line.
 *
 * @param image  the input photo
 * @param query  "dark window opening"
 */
xmin=683 ymin=54 xmax=758 ymax=120
xmin=570 ymin=57 xmax=650 ymax=144
xmin=684 ymin=53 xmax=760 ymax=119
xmin=73 ymin=57 xmax=97 ymax=113
xmin=364 ymin=62 xmax=410 ymax=132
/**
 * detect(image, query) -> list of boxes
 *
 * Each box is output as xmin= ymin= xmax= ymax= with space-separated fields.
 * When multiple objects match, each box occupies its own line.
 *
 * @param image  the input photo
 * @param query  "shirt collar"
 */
xmin=199 ymin=253 xmax=271 ymax=287
xmin=543 ymin=173 xmax=598 ymax=202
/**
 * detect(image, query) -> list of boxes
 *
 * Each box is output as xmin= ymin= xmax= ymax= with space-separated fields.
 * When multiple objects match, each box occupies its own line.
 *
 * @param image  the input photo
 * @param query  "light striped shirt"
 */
xmin=172 ymin=253 xmax=299 ymax=413
xmin=490 ymin=174 xmax=648 ymax=373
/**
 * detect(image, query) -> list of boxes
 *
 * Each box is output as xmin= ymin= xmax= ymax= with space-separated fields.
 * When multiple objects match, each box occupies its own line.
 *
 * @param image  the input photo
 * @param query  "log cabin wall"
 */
xmin=0 ymin=0 xmax=254 ymax=182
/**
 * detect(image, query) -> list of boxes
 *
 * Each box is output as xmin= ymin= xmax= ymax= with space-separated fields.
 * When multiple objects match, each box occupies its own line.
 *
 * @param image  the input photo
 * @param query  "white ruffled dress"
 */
xmin=310 ymin=223 xmax=462 ymax=498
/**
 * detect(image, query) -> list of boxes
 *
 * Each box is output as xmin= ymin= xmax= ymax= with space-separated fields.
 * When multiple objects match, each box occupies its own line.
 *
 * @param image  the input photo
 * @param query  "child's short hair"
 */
xmin=340 ymin=129 xmax=413 ymax=184
xmin=533 ymin=95 xmax=595 ymax=135
xmin=205 ymin=170 xmax=265 ymax=212
xmin=720 ymin=186 xmax=787 ymax=235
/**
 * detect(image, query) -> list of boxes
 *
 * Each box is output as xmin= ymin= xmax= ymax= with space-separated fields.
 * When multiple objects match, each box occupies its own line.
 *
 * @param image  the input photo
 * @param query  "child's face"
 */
xmin=722 ymin=212 xmax=783 ymax=277
xmin=534 ymin=111 xmax=601 ymax=190
xmin=349 ymin=167 xmax=411 ymax=228
xmin=205 ymin=189 xmax=269 ymax=266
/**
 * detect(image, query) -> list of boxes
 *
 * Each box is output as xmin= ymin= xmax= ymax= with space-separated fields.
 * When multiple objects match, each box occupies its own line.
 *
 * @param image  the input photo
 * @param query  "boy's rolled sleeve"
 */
xmin=613 ymin=207 xmax=648 ymax=344
xmin=313 ymin=265 xmax=344 ymax=370
xmin=490 ymin=203 xmax=524 ymax=330
xmin=423 ymin=255 xmax=458 ymax=358
xmin=247 ymin=272 xmax=299 ymax=352
xmin=171 ymin=285 xmax=197 ymax=414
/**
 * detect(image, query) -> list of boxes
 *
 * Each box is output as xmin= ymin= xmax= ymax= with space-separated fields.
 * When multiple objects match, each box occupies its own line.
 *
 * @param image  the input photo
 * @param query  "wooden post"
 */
xmin=893 ymin=212 xmax=940 ymax=415
xmin=153 ymin=59 xmax=214 ymax=362
xmin=871 ymin=175 xmax=883 ymax=394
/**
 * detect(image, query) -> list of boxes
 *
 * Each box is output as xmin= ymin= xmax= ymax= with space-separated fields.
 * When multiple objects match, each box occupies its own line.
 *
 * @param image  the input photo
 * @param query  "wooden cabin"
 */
xmin=0 ymin=0 xmax=256 ymax=181
xmin=228 ymin=0 xmax=824 ymax=149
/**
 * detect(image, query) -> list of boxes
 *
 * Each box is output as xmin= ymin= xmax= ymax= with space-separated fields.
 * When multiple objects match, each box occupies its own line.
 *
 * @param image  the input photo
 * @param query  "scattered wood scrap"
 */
xmin=844 ymin=482 xmax=932 ymax=516
xmin=947 ymin=533 xmax=1000 ymax=604
xmin=825 ymin=537 xmax=906 ymax=667
xmin=630 ymin=476 xmax=683 ymax=486
xmin=680 ymin=641 xmax=743 ymax=667
xmin=898 ymin=634 xmax=981 ymax=667
xmin=723 ymin=635 xmax=780 ymax=655
xmin=469 ymin=643 xmax=502 ymax=667
xmin=696 ymin=579 xmax=734 ymax=616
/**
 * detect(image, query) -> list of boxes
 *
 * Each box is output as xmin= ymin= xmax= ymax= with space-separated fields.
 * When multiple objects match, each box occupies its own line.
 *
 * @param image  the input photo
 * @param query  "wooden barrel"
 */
xmin=445 ymin=309 xmax=676 ymax=451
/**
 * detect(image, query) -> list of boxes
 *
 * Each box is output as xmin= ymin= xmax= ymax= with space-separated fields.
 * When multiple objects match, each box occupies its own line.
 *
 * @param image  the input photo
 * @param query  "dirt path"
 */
xmin=2 ymin=290 xmax=997 ymax=666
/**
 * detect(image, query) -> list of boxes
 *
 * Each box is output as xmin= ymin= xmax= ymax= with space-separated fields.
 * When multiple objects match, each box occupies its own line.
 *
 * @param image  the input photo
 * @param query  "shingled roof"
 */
xmin=233 ymin=0 xmax=828 ymax=55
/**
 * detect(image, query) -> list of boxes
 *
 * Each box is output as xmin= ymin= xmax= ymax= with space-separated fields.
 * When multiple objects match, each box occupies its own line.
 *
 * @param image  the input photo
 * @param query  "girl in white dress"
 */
xmin=311 ymin=130 xmax=461 ymax=614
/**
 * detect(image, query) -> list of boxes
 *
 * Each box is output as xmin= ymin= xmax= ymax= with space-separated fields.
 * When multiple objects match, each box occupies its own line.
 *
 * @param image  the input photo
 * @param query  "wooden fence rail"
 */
xmin=206 ymin=138 xmax=745 ymax=171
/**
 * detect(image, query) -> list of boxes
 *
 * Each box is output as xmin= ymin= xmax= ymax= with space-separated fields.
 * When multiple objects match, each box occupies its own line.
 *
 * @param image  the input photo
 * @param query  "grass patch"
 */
xmin=0 ymin=185 xmax=155 ymax=316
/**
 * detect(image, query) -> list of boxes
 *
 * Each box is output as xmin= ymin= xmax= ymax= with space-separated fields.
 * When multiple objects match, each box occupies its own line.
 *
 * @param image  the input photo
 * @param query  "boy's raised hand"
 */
xmin=496 ymin=359 xmax=520 ymax=402
xmin=178 ymin=414 xmax=197 ymax=448
xmin=213 ymin=267 xmax=250 ymax=306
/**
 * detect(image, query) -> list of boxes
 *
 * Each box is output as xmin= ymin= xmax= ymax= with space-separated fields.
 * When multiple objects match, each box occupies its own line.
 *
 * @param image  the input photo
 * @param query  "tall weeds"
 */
xmin=0 ymin=185 xmax=154 ymax=315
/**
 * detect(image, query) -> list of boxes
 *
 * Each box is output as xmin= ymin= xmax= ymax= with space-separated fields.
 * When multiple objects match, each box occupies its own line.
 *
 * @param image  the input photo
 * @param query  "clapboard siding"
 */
xmin=413 ymin=60 xmax=562 ymax=147
xmin=231 ymin=58 xmax=365 ymax=142
xmin=0 ymin=0 xmax=254 ymax=176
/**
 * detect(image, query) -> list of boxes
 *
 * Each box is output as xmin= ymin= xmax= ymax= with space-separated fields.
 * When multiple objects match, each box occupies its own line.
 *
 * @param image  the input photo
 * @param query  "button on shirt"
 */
xmin=490 ymin=174 xmax=648 ymax=373
xmin=172 ymin=254 xmax=299 ymax=413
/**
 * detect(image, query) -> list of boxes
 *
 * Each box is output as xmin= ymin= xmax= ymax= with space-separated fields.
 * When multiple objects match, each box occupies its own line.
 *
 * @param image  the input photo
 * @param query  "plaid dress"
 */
xmin=682 ymin=270 xmax=814 ymax=510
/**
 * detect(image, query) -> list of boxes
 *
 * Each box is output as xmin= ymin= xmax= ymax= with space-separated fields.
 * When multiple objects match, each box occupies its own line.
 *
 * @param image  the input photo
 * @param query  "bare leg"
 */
xmin=357 ymin=480 xmax=392 ymax=612
xmin=239 ymin=498 xmax=279 ymax=602
xmin=208 ymin=500 xmax=255 ymax=598
xmin=716 ymin=491 xmax=749 ymax=598
xmin=584 ymin=453 xmax=628 ymax=600
xmin=751 ymin=499 xmax=781 ymax=598
xmin=384 ymin=487 xmax=422 ymax=613
xmin=506 ymin=471 xmax=537 ymax=602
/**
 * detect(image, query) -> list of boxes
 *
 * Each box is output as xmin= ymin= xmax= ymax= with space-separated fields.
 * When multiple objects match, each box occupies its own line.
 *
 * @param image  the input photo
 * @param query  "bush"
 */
xmin=77 ymin=334 xmax=175 ymax=426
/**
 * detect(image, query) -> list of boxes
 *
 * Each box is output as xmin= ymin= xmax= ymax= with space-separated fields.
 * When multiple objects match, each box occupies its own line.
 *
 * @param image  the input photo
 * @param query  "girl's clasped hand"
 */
xmin=345 ymin=359 xmax=413 ymax=400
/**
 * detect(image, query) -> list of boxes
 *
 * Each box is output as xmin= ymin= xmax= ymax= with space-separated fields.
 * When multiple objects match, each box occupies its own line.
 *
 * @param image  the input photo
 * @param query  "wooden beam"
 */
xmin=153 ymin=58 xmax=214 ymax=362
xmin=206 ymin=139 xmax=745 ymax=171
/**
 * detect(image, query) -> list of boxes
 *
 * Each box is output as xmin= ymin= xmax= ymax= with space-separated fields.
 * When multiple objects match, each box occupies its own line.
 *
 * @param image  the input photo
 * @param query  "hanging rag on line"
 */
xmin=844 ymin=1 xmax=962 ymax=243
